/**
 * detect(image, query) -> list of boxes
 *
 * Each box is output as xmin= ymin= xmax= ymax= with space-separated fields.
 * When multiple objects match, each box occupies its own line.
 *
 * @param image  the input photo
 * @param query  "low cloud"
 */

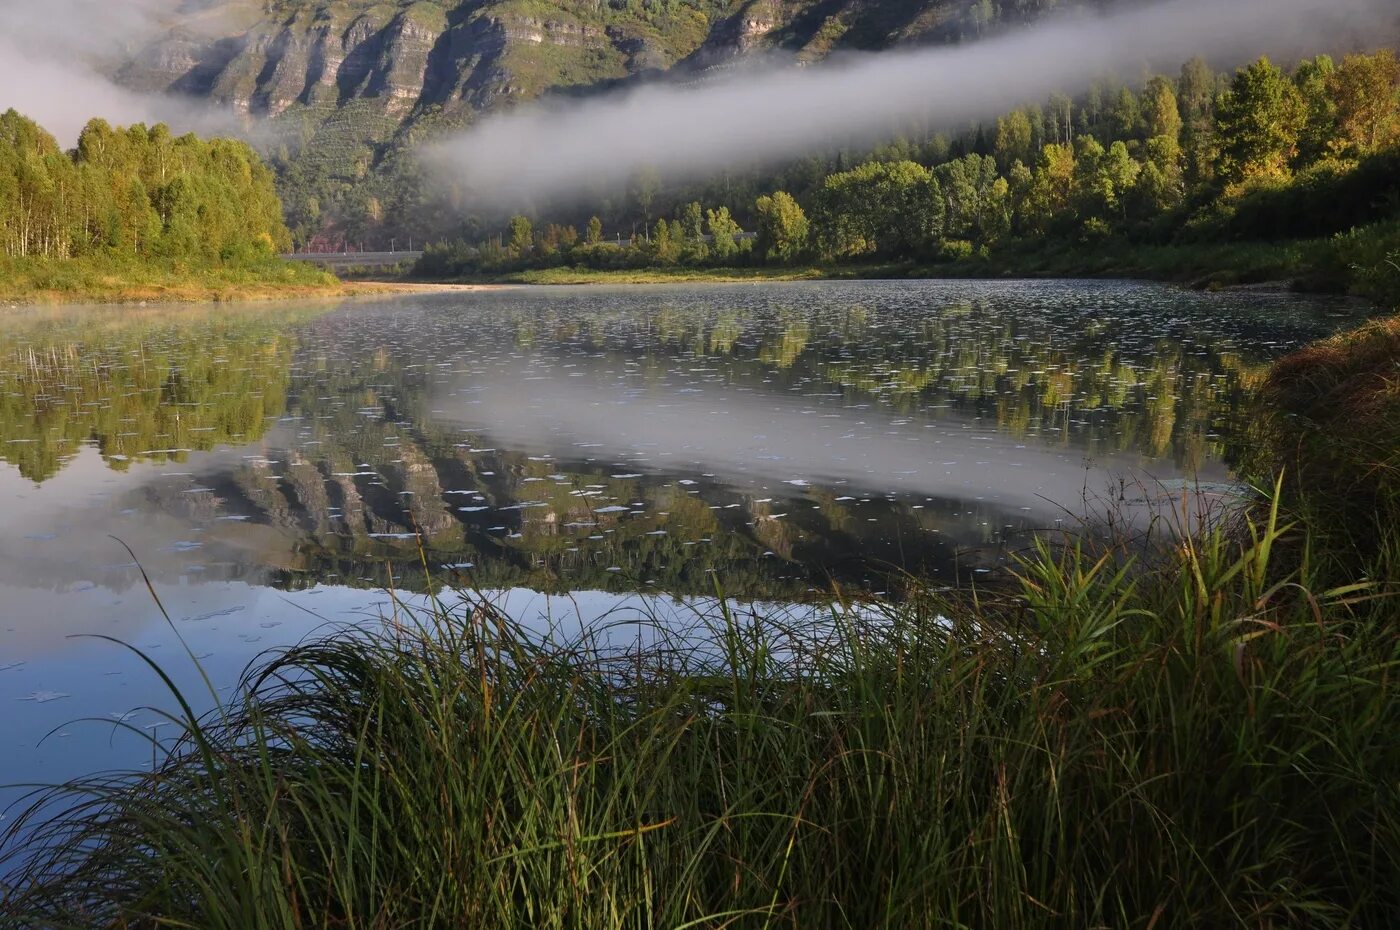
xmin=427 ymin=0 xmax=1397 ymax=210
xmin=0 ymin=0 xmax=243 ymax=144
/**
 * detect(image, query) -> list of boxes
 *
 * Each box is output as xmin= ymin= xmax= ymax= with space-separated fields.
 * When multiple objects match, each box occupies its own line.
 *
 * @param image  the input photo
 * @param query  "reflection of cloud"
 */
xmin=430 ymin=355 xmax=1189 ymax=524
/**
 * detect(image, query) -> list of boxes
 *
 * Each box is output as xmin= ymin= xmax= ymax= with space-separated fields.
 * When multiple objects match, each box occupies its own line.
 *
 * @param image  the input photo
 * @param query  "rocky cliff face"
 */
xmin=112 ymin=0 xmax=1071 ymax=239
xmin=124 ymin=0 xmax=1051 ymax=128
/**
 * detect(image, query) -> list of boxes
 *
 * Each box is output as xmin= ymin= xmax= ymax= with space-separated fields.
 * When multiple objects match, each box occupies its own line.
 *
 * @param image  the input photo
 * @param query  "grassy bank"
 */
xmin=437 ymin=225 xmax=1397 ymax=299
xmin=484 ymin=265 xmax=835 ymax=285
xmin=1246 ymin=315 xmax=1400 ymax=580
xmin=934 ymin=222 xmax=1400 ymax=299
xmin=486 ymin=206 xmax=1400 ymax=300
xmin=0 ymin=256 xmax=346 ymax=305
xmin=3 ymin=320 xmax=1398 ymax=928
xmin=2 ymin=501 xmax=1396 ymax=927
xmin=933 ymin=238 xmax=1326 ymax=288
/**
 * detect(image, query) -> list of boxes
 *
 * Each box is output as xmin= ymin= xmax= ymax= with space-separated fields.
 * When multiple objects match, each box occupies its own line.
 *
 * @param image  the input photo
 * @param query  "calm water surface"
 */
xmin=0 ymin=280 xmax=1369 ymax=804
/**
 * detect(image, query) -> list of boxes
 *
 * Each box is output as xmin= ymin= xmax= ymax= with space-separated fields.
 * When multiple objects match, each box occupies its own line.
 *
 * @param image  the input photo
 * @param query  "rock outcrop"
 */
xmin=122 ymin=0 xmax=1034 ymax=129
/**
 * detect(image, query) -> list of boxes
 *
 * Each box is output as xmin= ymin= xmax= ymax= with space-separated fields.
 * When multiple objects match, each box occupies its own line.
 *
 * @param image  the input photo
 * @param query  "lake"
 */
xmin=0 ymin=279 xmax=1369 ymax=805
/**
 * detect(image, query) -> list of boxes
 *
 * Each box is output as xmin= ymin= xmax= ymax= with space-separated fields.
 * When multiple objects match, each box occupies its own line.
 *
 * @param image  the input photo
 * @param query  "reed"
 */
xmin=2 ymin=482 xmax=1396 ymax=928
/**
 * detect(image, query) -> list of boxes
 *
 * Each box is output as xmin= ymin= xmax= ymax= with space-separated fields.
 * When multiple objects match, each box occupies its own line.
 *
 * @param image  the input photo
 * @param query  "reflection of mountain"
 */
xmin=0 ymin=283 xmax=1363 ymax=598
xmin=118 ymin=388 xmax=1014 ymax=599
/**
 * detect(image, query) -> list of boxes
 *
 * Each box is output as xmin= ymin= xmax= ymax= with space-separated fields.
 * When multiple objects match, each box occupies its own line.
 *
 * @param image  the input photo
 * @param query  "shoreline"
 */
xmin=401 ymin=231 xmax=1395 ymax=304
xmin=0 ymin=279 xmax=514 ymax=309
xmin=393 ymin=262 xmax=1310 ymax=291
xmin=0 ymin=260 xmax=1380 ymax=308
xmin=387 ymin=265 xmax=1354 ymax=296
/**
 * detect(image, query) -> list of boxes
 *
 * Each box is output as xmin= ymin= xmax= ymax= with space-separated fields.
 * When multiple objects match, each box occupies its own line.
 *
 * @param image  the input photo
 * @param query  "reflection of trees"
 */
xmin=481 ymin=291 xmax=1297 ymax=471
xmin=0 ymin=306 xmax=324 ymax=482
xmin=249 ymin=358 xmax=1005 ymax=598
xmin=760 ymin=319 xmax=811 ymax=369
xmin=708 ymin=312 xmax=742 ymax=355
xmin=0 ymin=287 xmax=1344 ymax=597
xmin=112 ymin=335 xmax=1013 ymax=600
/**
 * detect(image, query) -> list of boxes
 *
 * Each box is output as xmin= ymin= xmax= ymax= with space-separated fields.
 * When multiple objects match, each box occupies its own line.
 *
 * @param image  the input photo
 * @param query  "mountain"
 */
xmin=125 ymin=0 xmax=1074 ymax=117
xmin=112 ymin=0 xmax=1080 ymax=243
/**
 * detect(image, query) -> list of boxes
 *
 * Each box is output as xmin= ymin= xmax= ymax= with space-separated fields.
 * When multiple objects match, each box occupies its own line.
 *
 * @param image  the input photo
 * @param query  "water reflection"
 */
xmin=0 ymin=281 xmax=1369 ymax=800
xmin=0 ymin=282 xmax=1366 ymax=605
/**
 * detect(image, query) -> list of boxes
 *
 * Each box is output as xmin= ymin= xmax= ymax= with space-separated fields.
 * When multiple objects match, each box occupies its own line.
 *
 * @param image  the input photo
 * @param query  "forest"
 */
xmin=416 ymin=49 xmax=1400 ymax=303
xmin=0 ymin=111 xmax=342 ymax=302
xmin=0 ymin=112 xmax=293 ymax=265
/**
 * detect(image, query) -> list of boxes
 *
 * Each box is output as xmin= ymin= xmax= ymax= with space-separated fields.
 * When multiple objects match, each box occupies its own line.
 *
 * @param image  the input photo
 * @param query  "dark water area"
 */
xmin=0 ymin=279 xmax=1370 ymax=804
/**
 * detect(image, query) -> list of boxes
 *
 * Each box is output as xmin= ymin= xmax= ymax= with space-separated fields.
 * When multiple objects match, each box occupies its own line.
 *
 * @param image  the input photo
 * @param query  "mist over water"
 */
xmin=428 ymin=0 xmax=1397 ymax=209
xmin=0 ymin=0 xmax=243 ymax=144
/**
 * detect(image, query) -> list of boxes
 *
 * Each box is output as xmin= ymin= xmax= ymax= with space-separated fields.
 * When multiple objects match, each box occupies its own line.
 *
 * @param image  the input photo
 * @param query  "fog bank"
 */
xmin=428 ymin=0 xmax=1396 ymax=208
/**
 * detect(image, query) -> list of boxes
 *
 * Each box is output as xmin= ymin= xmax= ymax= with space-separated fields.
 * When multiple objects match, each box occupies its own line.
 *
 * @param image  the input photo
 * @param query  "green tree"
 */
xmin=1110 ymin=86 xmax=1142 ymax=141
xmin=1138 ymin=78 xmax=1184 ymax=210
xmin=1214 ymin=57 xmax=1305 ymax=184
xmin=1022 ymin=143 xmax=1076 ymax=235
xmin=813 ymin=160 xmax=943 ymax=259
xmin=651 ymin=218 xmax=678 ymax=264
xmin=507 ymin=215 xmax=534 ymax=258
xmin=1141 ymin=77 xmax=1183 ymax=153
xmin=935 ymin=154 xmax=1006 ymax=244
xmin=1132 ymin=159 xmax=1177 ymax=216
xmin=0 ymin=111 xmax=288 ymax=263
xmin=630 ymin=166 xmax=660 ymax=228
xmin=679 ymin=201 xmax=704 ymax=241
xmin=995 ymin=110 xmax=1034 ymax=172
xmin=1097 ymin=142 xmax=1142 ymax=221
xmin=1047 ymin=93 xmax=1075 ymax=145
xmin=753 ymin=191 xmax=809 ymax=265
xmin=1293 ymin=55 xmax=1337 ymax=165
xmin=1179 ymin=57 xmax=1219 ymax=185
xmin=1328 ymin=50 xmax=1400 ymax=155
xmin=706 ymin=207 xmax=741 ymax=261
xmin=586 ymin=215 xmax=603 ymax=245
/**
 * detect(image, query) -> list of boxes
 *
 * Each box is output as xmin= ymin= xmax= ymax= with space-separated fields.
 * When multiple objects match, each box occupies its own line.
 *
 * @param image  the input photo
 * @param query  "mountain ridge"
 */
xmin=105 ymin=0 xmax=1078 ymax=243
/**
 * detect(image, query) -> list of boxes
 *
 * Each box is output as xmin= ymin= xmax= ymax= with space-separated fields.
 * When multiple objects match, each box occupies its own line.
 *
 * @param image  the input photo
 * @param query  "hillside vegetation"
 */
xmin=117 ymin=0 xmax=1112 ymax=245
xmin=0 ymin=110 xmax=336 ymax=302
xmin=418 ymin=50 xmax=1400 ymax=302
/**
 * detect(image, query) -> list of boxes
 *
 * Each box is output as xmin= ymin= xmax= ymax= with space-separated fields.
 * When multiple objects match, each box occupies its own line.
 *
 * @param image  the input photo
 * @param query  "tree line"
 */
xmin=0 ymin=111 xmax=293 ymax=265
xmin=417 ymin=49 xmax=1400 ymax=279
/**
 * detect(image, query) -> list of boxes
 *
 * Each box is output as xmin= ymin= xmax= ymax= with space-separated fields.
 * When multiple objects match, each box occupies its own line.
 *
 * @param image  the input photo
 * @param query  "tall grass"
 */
xmin=0 ymin=255 xmax=339 ymax=304
xmin=2 ymin=484 xmax=1396 ymax=928
xmin=1243 ymin=314 xmax=1400 ymax=583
